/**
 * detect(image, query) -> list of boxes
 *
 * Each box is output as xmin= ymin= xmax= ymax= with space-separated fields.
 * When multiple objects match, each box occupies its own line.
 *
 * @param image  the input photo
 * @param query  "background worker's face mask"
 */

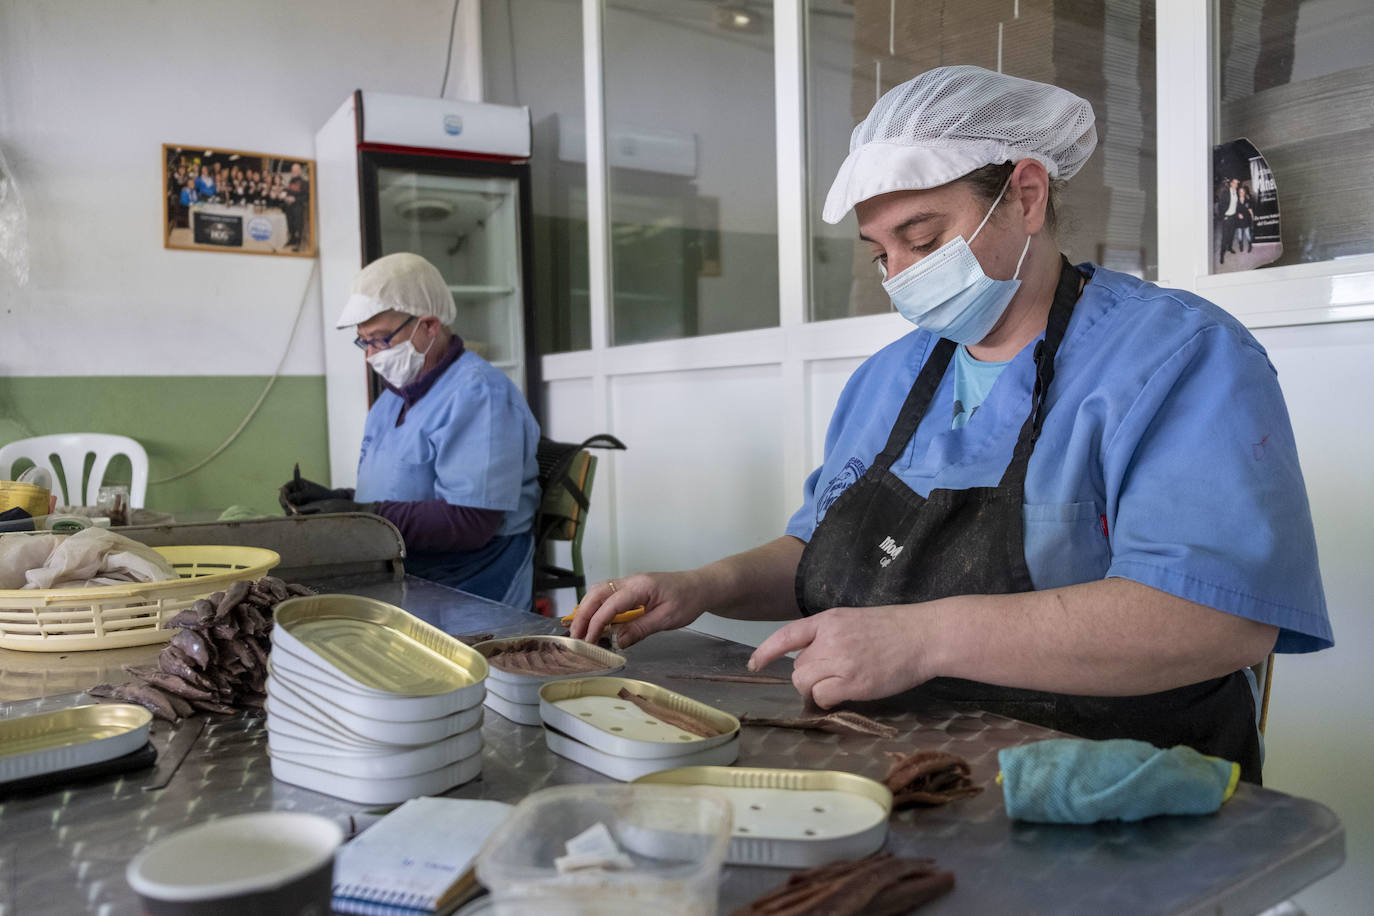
xmin=367 ymin=321 xmax=434 ymax=388
xmin=880 ymin=178 xmax=1032 ymax=344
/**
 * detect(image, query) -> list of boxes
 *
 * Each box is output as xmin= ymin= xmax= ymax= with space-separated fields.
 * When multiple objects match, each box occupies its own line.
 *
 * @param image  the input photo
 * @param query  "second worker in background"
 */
xmin=281 ymin=252 xmax=541 ymax=610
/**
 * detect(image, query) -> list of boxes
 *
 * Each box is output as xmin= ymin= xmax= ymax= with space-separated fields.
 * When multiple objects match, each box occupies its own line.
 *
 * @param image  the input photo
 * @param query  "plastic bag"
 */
xmin=0 ymin=144 xmax=30 ymax=287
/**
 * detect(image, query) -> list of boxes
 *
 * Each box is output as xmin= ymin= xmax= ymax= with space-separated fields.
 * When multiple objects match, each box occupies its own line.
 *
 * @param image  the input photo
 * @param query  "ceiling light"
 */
xmin=713 ymin=4 xmax=761 ymax=33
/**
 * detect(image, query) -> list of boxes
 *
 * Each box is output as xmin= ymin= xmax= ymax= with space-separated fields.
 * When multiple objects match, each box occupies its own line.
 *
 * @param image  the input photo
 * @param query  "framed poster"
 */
xmin=163 ymin=144 xmax=316 ymax=257
xmin=1211 ymin=138 xmax=1282 ymax=274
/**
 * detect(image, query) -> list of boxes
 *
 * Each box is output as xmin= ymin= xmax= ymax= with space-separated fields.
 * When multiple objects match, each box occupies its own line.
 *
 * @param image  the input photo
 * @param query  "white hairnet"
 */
xmin=335 ymin=252 xmax=456 ymax=328
xmin=823 ymin=65 xmax=1097 ymax=224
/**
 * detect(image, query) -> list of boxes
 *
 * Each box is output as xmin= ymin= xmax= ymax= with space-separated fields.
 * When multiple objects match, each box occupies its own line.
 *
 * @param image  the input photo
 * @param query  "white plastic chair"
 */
xmin=0 ymin=434 xmax=149 ymax=508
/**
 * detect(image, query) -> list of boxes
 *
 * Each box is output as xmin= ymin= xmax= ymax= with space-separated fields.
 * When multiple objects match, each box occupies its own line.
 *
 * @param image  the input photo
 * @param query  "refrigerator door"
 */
xmin=371 ymin=166 xmax=529 ymax=395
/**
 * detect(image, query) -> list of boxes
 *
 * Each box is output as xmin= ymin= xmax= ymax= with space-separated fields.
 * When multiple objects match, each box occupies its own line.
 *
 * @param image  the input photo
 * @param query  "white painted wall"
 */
xmin=1252 ymin=319 xmax=1374 ymax=915
xmin=0 ymin=0 xmax=477 ymax=378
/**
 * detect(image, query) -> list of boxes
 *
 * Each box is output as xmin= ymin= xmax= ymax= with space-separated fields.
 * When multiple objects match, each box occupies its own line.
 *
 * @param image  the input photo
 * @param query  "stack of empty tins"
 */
xmin=264 ymin=595 xmax=488 ymax=804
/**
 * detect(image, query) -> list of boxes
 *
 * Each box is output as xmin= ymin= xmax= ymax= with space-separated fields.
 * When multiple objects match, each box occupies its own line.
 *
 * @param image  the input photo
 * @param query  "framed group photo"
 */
xmin=163 ymin=144 xmax=316 ymax=257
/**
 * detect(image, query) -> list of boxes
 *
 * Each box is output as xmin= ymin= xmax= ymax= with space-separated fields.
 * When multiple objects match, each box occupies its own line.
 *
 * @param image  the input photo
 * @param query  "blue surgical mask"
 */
xmin=879 ymin=179 xmax=1031 ymax=344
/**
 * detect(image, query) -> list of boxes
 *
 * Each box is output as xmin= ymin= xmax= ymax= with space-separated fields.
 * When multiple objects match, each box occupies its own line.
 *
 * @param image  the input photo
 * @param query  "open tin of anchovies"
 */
xmin=0 ymin=703 xmax=153 ymax=784
xmin=633 ymin=766 xmax=893 ymax=868
xmin=539 ymin=676 xmax=740 ymax=759
xmin=476 ymin=635 xmax=626 ymax=705
xmin=272 ymin=595 xmax=488 ymax=705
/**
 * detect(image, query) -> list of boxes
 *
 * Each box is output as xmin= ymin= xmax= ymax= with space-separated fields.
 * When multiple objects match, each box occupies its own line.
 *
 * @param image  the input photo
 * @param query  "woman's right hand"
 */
xmin=568 ymin=571 xmax=706 ymax=649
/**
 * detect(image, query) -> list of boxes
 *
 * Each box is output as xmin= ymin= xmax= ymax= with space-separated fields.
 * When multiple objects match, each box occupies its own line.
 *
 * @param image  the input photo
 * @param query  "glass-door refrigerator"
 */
xmin=315 ymin=91 xmax=538 ymax=489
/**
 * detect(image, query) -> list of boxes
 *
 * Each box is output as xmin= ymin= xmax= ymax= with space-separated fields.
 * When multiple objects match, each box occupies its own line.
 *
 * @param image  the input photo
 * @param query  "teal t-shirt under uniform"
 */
xmin=951 ymin=344 xmax=1011 ymax=429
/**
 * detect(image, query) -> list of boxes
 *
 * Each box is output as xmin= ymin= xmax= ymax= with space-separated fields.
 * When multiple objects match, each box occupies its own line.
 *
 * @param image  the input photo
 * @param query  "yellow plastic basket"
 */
xmin=0 ymin=545 xmax=280 ymax=652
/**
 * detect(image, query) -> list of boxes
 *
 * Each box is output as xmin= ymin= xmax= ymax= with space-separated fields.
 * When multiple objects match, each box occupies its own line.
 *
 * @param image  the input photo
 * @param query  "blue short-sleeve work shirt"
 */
xmin=355 ymin=350 xmax=541 ymax=539
xmin=786 ymin=264 xmax=1331 ymax=654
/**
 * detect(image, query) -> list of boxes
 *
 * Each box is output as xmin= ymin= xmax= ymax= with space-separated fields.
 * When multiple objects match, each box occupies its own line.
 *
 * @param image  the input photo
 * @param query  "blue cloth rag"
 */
xmin=998 ymin=738 xmax=1240 ymax=824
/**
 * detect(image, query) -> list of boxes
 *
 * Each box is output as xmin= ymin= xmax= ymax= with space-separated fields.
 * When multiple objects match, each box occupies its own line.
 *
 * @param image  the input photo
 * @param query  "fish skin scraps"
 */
xmin=883 ymin=749 xmax=983 ymax=807
xmin=730 ymin=853 xmax=954 ymax=916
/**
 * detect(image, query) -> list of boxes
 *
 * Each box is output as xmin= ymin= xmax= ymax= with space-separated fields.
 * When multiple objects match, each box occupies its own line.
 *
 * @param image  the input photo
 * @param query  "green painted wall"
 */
xmin=0 ymin=376 xmax=328 ymax=515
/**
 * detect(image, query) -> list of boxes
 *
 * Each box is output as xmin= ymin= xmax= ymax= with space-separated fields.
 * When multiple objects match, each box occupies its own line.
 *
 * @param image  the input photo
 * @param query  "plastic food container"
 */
xmin=0 ymin=545 xmax=279 ymax=652
xmin=0 ymin=703 xmax=152 ymax=784
xmin=475 ymin=636 xmax=626 ymax=705
xmin=539 ymin=677 xmax=739 ymax=758
xmin=0 ymin=479 xmax=50 ymax=518
xmin=272 ymin=595 xmax=488 ymax=709
xmin=475 ymin=784 xmax=732 ymax=916
xmin=633 ymin=767 xmax=893 ymax=868
xmin=269 ymin=748 xmax=483 ymax=806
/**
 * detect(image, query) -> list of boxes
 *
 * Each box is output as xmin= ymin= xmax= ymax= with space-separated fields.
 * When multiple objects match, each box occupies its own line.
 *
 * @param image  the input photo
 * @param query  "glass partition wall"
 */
xmin=483 ymin=0 xmax=591 ymax=355
xmin=806 ymin=0 xmax=1160 ymax=321
xmin=493 ymin=0 xmax=1373 ymax=348
xmin=1215 ymin=0 xmax=1374 ymax=270
xmin=603 ymin=0 xmax=780 ymax=344
xmin=491 ymin=0 xmax=1163 ymax=346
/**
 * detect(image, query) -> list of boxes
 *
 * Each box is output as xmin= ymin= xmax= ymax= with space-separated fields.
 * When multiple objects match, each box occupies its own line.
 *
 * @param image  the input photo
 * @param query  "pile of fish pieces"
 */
xmin=883 ymin=749 xmax=983 ymax=808
xmin=88 ymin=576 xmax=313 ymax=722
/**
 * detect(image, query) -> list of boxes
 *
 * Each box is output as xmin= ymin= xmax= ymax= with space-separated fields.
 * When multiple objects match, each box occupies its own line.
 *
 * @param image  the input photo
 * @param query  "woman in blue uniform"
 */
xmin=281 ymin=252 xmax=541 ymax=610
xmin=569 ymin=67 xmax=1332 ymax=782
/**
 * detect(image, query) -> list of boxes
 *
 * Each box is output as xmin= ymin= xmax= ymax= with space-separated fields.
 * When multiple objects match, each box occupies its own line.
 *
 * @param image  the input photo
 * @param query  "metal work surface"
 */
xmin=0 ymin=577 xmax=1344 ymax=915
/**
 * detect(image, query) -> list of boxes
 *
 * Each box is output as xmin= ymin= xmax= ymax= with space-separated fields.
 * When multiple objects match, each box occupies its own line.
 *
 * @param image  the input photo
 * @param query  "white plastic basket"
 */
xmin=0 ymin=545 xmax=280 ymax=652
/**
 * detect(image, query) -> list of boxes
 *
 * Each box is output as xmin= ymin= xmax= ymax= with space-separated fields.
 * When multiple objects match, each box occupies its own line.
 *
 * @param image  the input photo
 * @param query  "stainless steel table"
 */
xmin=0 ymin=576 xmax=1344 ymax=915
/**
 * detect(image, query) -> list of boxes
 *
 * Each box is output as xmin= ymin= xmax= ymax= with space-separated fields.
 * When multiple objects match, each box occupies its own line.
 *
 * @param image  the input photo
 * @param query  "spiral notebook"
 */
xmin=332 ymin=797 xmax=513 ymax=915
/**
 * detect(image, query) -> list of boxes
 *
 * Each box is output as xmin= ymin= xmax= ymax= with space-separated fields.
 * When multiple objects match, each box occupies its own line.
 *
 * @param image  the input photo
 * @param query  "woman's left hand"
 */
xmin=747 ymin=605 xmax=935 ymax=709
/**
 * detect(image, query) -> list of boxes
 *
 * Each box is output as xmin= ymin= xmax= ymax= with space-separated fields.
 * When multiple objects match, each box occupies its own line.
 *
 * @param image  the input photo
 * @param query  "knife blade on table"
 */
xmin=142 ymin=717 xmax=205 ymax=792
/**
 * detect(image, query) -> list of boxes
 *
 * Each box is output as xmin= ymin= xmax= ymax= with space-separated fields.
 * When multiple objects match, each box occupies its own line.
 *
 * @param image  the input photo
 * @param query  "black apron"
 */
xmin=795 ymin=257 xmax=1263 ymax=783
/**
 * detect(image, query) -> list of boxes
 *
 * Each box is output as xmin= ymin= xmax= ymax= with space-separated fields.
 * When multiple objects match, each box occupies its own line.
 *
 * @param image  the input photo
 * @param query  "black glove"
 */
xmin=294 ymin=498 xmax=377 ymax=516
xmin=279 ymin=468 xmax=353 ymax=514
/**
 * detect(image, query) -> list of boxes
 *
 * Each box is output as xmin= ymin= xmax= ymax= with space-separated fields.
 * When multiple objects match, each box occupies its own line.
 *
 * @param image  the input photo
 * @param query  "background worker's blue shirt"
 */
xmin=355 ymin=350 xmax=540 ymax=540
xmin=786 ymin=264 xmax=1332 ymax=655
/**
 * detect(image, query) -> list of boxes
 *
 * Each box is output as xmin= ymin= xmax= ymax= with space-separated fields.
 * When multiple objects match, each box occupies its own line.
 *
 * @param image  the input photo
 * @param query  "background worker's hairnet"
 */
xmin=823 ymin=65 xmax=1097 ymax=224
xmin=335 ymin=252 xmax=456 ymax=328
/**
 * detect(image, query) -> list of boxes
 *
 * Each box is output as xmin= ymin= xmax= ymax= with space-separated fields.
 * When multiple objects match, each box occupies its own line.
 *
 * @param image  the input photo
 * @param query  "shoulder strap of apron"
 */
xmin=998 ymin=256 xmax=1083 ymax=487
xmin=872 ymin=256 xmax=1082 ymax=479
xmin=872 ymin=337 xmax=957 ymax=473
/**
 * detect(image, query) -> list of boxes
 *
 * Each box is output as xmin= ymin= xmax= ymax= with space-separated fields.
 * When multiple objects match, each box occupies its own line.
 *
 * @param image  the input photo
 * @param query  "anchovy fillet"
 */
xmin=739 ymin=710 xmax=899 ymax=739
xmin=615 ymin=687 xmax=720 ymax=738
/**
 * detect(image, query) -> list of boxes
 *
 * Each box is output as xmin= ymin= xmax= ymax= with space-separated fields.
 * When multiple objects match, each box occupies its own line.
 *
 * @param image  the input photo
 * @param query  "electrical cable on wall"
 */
xmin=439 ymin=0 xmax=462 ymax=97
xmin=149 ymin=260 xmax=318 ymax=486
